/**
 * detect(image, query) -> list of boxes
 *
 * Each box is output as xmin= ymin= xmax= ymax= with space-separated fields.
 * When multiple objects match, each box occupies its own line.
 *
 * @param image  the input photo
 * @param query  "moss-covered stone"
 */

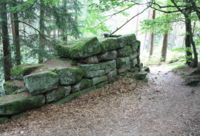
xmin=72 ymin=79 xmax=92 ymax=92
xmin=24 ymin=71 xmax=59 ymax=95
xmin=56 ymin=67 xmax=84 ymax=85
xmin=54 ymin=43 xmax=70 ymax=57
xmin=79 ymin=60 xmax=116 ymax=78
xmin=3 ymin=81 xmax=22 ymax=95
xmin=0 ymin=93 xmax=45 ymax=116
xmin=46 ymin=86 xmax=71 ymax=103
xmin=11 ymin=64 xmax=43 ymax=80
xmin=100 ymin=38 xmax=121 ymax=52
xmin=116 ymin=57 xmax=131 ymax=71
xmin=118 ymin=46 xmax=133 ymax=57
xmin=118 ymin=34 xmax=136 ymax=47
xmin=80 ymin=56 xmax=99 ymax=64
xmin=56 ymin=86 xmax=96 ymax=104
xmin=0 ymin=117 xmax=9 ymax=124
xmin=92 ymin=76 xmax=108 ymax=85
xmin=96 ymin=81 xmax=108 ymax=88
xmin=107 ymin=70 xmax=118 ymax=82
xmin=134 ymin=72 xmax=148 ymax=80
xmin=85 ymin=70 xmax=106 ymax=78
xmin=98 ymin=50 xmax=117 ymax=61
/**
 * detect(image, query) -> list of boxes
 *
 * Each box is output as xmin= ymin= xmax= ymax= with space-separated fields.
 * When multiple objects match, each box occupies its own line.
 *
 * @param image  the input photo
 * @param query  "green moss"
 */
xmin=55 ymin=37 xmax=102 ymax=59
xmin=56 ymin=86 xmax=96 ymax=104
xmin=72 ymin=79 xmax=92 ymax=92
xmin=100 ymin=38 xmax=121 ymax=52
xmin=3 ymin=81 xmax=22 ymax=95
xmin=55 ymin=67 xmax=84 ymax=85
xmin=11 ymin=64 xmax=43 ymax=80
xmin=134 ymin=72 xmax=148 ymax=80
xmin=23 ymin=71 xmax=59 ymax=95
xmin=0 ymin=117 xmax=9 ymax=124
xmin=0 ymin=93 xmax=45 ymax=115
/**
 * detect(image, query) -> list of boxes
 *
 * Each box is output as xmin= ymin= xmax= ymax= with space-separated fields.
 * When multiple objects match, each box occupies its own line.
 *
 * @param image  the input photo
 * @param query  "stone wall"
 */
xmin=0 ymin=34 xmax=141 ymax=124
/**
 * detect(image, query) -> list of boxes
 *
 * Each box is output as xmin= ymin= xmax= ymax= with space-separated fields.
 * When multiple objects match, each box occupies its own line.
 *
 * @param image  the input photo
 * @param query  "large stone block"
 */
xmin=118 ymin=46 xmax=133 ymax=57
xmin=80 ymin=56 xmax=99 ymax=64
xmin=3 ymin=81 xmax=24 ymax=95
xmin=56 ymin=67 xmax=84 ymax=85
xmin=46 ymin=86 xmax=71 ymax=103
xmin=0 ymin=117 xmax=8 ymax=124
xmin=92 ymin=76 xmax=108 ymax=85
xmin=118 ymin=34 xmax=136 ymax=47
xmin=56 ymin=37 xmax=102 ymax=59
xmin=24 ymin=71 xmax=59 ymax=95
xmin=0 ymin=93 xmax=45 ymax=116
xmin=11 ymin=64 xmax=43 ymax=80
xmin=84 ymin=70 xmax=106 ymax=78
xmin=107 ymin=70 xmax=118 ymax=82
xmin=100 ymin=38 xmax=121 ymax=52
xmin=116 ymin=57 xmax=131 ymax=73
xmin=79 ymin=60 xmax=116 ymax=78
xmin=98 ymin=50 xmax=117 ymax=61
xmin=72 ymin=79 xmax=92 ymax=92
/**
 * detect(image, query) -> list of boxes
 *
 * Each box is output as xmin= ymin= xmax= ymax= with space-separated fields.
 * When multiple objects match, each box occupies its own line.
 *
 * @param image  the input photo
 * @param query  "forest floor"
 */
xmin=0 ymin=64 xmax=200 ymax=136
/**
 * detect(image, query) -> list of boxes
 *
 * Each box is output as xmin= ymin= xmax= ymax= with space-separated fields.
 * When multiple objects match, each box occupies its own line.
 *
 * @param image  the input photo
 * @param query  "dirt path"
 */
xmin=0 ymin=65 xmax=199 ymax=136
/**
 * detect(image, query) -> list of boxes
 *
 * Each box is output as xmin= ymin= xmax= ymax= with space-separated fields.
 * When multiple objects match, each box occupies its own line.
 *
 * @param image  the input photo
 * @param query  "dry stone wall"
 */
xmin=0 ymin=34 xmax=141 ymax=124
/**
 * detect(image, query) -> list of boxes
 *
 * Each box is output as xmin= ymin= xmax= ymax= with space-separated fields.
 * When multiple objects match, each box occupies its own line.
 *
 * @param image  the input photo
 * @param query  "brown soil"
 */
xmin=0 ymin=65 xmax=199 ymax=136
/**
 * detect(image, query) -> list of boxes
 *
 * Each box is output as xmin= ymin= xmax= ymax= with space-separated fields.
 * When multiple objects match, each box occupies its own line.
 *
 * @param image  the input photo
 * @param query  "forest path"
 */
xmin=0 ymin=65 xmax=200 ymax=136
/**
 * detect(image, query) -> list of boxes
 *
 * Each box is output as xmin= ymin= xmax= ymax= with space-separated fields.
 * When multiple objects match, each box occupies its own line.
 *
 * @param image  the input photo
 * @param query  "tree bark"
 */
xmin=0 ymin=1 xmax=12 ymax=81
xmin=161 ymin=32 xmax=169 ymax=62
xmin=149 ymin=10 xmax=156 ymax=57
xmin=38 ymin=0 xmax=45 ymax=63
xmin=11 ymin=0 xmax=21 ymax=65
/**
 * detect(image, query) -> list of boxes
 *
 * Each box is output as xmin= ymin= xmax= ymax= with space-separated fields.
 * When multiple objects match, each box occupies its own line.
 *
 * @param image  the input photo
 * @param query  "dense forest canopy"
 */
xmin=0 ymin=0 xmax=200 ymax=95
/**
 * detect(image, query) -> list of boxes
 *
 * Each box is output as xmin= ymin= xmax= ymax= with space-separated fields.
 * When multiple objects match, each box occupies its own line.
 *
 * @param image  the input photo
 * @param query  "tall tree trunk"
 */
xmin=38 ymin=0 xmax=45 ymax=63
xmin=0 ymin=1 xmax=12 ymax=81
xmin=62 ymin=0 xmax=68 ymax=41
xmin=185 ymin=15 xmax=196 ymax=66
xmin=149 ymin=10 xmax=156 ymax=57
xmin=160 ymin=32 xmax=169 ymax=62
xmin=11 ymin=0 xmax=21 ymax=65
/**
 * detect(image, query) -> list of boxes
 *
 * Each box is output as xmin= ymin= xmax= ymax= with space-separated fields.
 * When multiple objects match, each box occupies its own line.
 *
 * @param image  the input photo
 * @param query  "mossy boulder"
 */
xmin=3 ymin=81 xmax=23 ymax=95
xmin=72 ymin=79 xmax=92 ymax=92
xmin=100 ymin=38 xmax=121 ymax=52
xmin=56 ymin=67 xmax=84 ymax=85
xmin=46 ymin=86 xmax=71 ymax=103
xmin=79 ymin=60 xmax=116 ymax=78
xmin=0 ymin=93 xmax=45 ymax=116
xmin=118 ymin=34 xmax=136 ymax=47
xmin=98 ymin=50 xmax=117 ymax=61
xmin=116 ymin=57 xmax=131 ymax=73
xmin=118 ymin=46 xmax=133 ymax=57
xmin=92 ymin=76 xmax=108 ymax=85
xmin=80 ymin=56 xmax=99 ymax=64
xmin=84 ymin=70 xmax=106 ymax=78
xmin=96 ymin=81 xmax=108 ymax=88
xmin=0 ymin=117 xmax=8 ymax=124
xmin=108 ymin=70 xmax=117 ymax=82
xmin=24 ymin=71 xmax=59 ymax=95
xmin=11 ymin=64 xmax=43 ymax=80
xmin=56 ymin=37 xmax=102 ymax=59
xmin=134 ymin=72 xmax=148 ymax=80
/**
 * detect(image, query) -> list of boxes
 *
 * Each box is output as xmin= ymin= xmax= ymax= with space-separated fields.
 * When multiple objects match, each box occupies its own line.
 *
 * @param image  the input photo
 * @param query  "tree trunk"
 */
xmin=38 ymin=0 xmax=45 ymax=63
xmin=0 ymin=1 xmax=12 ymax=81
xmin=161 ymin=32 xmax=169 ymax=62
xmin=11 ymin=0 xmax=21 ymax=65
xmin=62 ymin=0 xmax=68 ymax=41
xmin=149 ymin=10 xmax=156 ymax=57
xmin=185 ymin=15 xmax=196 ymax=66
